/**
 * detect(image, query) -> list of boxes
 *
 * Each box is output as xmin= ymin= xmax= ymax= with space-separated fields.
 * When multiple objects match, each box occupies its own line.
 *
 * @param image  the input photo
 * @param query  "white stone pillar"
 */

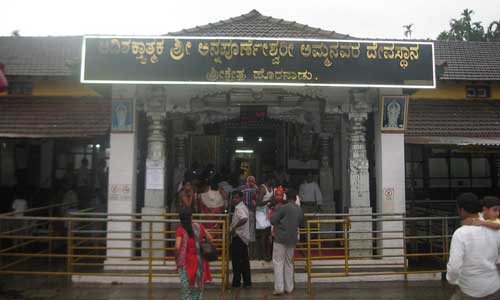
xmin=347 ymin=89 xmax=373 ymax=258
xmin=374 ymin=93 xmax=406 ymax=260
xmin=105 ymin=85 xmax=138 ymax=264
xmin=142 ymin=88 xmax=167 ymax=258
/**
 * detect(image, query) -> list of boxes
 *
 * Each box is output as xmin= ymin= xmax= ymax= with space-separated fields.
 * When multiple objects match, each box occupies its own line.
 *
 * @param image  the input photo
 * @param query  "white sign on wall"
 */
xmin=146 ymin=168 xmax=164 ymax=190
xmin=384 ymin=187 xmax=395 ymax=202
xmin=109 ymin=184 xmax=132 ymax=201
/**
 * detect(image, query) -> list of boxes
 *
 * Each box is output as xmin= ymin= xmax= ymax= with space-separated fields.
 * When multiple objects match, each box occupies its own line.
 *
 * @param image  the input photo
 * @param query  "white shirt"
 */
xmin=12 ymin=198 xmax=28 ymax=216
xmin=299 ymin=181 xmax=323 ymax=205
xmin=447 ymin=225 xmax=500 ymax=298
xmin=261 ymin=184 xmax=273 ymax=203
xmin=231 ymin=202 xmax=250 ymax=245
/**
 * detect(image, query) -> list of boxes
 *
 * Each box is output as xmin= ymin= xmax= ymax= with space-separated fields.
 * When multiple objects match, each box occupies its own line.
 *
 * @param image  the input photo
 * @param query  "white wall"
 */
xmin=106 ymin=85 xmax=138 ymax=262
xmin=374 ymin=90 xmax=406 ymax=258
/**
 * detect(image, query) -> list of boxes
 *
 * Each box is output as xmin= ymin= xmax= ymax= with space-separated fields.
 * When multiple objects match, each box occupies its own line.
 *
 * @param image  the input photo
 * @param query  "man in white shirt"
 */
xmin=447 ymin=193 xmax=500 ymax=300
xmin=11 ymin=196 xmax=29 ymax=245
xmin=12 ymin=198 xmax=28 ymax=217
xmin=230 ymin=190 xmax=251 ymax=288
xmin=299 ymin=173 xmax=323 ymax=213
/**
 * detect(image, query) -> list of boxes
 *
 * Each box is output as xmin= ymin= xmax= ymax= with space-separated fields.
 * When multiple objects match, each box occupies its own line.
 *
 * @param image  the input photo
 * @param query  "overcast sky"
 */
xmin=2 ymin=0 xmax=499 ymax=39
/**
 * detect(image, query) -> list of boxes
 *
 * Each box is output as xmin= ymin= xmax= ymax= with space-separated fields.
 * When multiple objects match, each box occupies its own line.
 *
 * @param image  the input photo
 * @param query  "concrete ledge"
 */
xmin=102 ymin=258 xmax=405 ymax=271
xmin=73 ymin=271 xmax=441 ymax=284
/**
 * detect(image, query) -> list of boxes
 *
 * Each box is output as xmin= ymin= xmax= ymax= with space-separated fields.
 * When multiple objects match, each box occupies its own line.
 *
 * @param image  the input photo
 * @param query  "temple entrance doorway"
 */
xmin=204 ymin=118 xmax=284 ymax=184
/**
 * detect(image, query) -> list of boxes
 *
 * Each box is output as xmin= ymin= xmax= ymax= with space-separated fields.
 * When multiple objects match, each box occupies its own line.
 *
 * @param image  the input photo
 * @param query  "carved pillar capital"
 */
xmin=145 ymin=86 xmax=167 ymax=116
xmin=146 ymin=114 xmax=166 ymax=162
xmin=348 ymin=88 xmax=371 ymax=116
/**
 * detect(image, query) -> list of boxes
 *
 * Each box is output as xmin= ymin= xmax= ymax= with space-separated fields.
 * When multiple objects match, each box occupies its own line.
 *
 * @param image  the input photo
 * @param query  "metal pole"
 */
xmin=48 ymin=208 xmax=53 ymax=266
xmin=66 ymin=220 xmax=73 ymax=286
xmin=343 ymin=217 xmax=349 ymax=276
xmin=444 ymin=218 xmax=450 ymax=262
xmin=148 ymin=221 xmax=153 ymax=290
xmin=221 ymin=220 xmax=226 ymax=293
xmin=403 ymin=219 xmax=408 ymax=281
xmin=226 ymin=214 xmax=230 ymax=290
xmin=306 ymin=220 xmax=312 ymax=295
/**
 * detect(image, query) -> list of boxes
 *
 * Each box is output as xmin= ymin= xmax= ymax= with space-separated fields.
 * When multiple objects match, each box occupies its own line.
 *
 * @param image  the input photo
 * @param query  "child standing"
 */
xmin=467 ymin=196 xmax=500 ymax=229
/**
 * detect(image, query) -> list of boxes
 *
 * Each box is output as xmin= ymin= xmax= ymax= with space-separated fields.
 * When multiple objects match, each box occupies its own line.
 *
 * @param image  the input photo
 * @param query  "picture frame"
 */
xmin=111 ymin=99 xmax=134 ymax=132
xmin=380 ymin=95 xmax=409 ymax=132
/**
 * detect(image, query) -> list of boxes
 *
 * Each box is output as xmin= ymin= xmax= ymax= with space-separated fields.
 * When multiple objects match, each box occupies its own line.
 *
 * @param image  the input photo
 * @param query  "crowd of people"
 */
xmin=169 ymin=161 xmax=500 ymax=300
xmin=175 ymin=165 xmax=321 ymax=261
xmin=174 ymin=165 xmax=309 ymax=298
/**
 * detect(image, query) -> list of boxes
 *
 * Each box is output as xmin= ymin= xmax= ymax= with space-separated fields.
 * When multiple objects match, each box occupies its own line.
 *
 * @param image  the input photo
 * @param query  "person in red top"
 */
xmin=179 ymin=181 xmax=196 ymax=212
xmin=270 ymin=186 xmax=286 ymax=238
xmin=0 ymin=63 xmax=8 ymax=93
xmin=175 ymin=208 xmax=213 ymax=300
xmin=269 ymin=186 xmax=286 ymax=220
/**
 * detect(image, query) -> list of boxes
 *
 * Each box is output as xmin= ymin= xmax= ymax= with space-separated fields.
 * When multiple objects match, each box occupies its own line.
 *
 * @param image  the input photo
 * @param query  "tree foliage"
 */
xmin=438 ymin=9 xmax=500 ymax=41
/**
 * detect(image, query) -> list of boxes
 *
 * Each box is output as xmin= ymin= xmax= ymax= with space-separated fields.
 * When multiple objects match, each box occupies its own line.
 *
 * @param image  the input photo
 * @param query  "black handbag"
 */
xmin=196 ymin=223 xmax=218 ymax=261
xmin=201 ymin=239 xmax=218 ymax=262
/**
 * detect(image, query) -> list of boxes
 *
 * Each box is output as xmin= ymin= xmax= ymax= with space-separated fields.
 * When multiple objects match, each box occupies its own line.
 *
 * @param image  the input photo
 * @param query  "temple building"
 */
xmin=1 ymin=10 xmax=500 ymax=262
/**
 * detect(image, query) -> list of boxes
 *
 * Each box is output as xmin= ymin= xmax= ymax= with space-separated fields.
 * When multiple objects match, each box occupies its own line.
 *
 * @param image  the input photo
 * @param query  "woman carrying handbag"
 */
xmin=175 ymin=208 xmax=213 ymax=300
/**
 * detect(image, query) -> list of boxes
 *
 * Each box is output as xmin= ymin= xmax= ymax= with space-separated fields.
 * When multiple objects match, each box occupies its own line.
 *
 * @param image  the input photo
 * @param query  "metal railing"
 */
xmin=0 ymin=211 xmax=231 ymax=293
xmin=0 ymin=208 xmax=461 ymax=295
xmin=303 ymin=213 xmax=461 ymax=294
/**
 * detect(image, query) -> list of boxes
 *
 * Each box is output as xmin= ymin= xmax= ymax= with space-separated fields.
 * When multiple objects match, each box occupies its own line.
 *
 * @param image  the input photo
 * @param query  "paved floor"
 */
xmin=0 ymin=277 xmax=455 ymax=300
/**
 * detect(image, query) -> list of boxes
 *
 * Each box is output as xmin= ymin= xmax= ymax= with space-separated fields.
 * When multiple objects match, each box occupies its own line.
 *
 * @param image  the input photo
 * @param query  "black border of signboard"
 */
xmin=81 ymin=35 xmax=436 ymax=89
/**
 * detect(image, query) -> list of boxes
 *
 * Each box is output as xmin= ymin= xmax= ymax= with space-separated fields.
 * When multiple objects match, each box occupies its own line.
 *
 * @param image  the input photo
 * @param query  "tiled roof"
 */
xmin=0 ymin=97 xmax=110 ymax=138
xmin=406 ymin=99 xmax=500 ymax=137
xmin=169 ymin=9 xmax=350 ymax=39
xmin=0 ymin=36 xmax=82 ymax=76
xmin=1 ymin=12 xmax=500 ymax=81
xmin=435 ymin=41 xmax=500 ymax=81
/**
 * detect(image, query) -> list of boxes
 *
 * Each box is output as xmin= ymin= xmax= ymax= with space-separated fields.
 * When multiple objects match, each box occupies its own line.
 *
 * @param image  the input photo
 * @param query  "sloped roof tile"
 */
xmin=407 ymin=99 xmax=500 ymax=137
xmin=169 ymin=10 xmax=350 ymax=39
xmin=0 ymin=97 xmax=110 ymax=138
xmin=1 ymin=11 xmax=500 ymax=81
xmin=0 ymin=36 xmax=82 ymax=77
xmin=434 ymin=41 xmax=500 ymax=81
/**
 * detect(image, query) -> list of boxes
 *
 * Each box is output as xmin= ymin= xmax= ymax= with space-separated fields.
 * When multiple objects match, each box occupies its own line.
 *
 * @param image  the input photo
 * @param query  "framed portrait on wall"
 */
xmin=111 ymin=99 xmax=134 ymax=132
xmin=380 ymin=95 xmax=409 ymax=132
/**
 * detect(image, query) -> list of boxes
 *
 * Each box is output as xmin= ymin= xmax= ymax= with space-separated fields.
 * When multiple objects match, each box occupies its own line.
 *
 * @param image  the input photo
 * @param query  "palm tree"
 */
xmin=487 ymin=20 xmax=500 ymax=41
xmin=437 ymin=8 xmax=486 ymax=41
xmin=403 ymin=24 xmax=414 ymax=39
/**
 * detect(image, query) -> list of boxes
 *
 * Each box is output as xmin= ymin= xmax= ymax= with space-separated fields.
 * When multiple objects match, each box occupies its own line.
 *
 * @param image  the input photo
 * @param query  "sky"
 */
xmin=1 ymin=0 xmax=499 ymax=39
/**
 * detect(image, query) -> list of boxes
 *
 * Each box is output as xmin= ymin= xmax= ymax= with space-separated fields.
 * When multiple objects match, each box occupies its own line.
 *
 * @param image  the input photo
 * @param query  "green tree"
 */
xmin=486 ymin=20 xmax=500 ymax=41
xmin=437 ymin=9 xmax=500 ymax=41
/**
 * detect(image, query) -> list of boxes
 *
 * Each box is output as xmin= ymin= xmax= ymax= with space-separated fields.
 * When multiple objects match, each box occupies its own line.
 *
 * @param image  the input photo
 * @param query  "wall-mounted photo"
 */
xmin=380 ymin=95 xmax=408 ymax=132
xmin=111 ymin=99 xmax=134 ymax=132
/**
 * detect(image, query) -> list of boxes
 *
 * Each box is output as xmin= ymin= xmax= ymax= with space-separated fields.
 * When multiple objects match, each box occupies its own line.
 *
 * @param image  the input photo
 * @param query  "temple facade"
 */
xmin=1 ymin=10 xmax=500 ymax=262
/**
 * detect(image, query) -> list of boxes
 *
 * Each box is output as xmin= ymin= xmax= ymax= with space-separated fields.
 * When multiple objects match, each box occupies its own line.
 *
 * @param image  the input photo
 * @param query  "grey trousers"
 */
xmin=273 ymin=242 xmax=295 ymax=293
